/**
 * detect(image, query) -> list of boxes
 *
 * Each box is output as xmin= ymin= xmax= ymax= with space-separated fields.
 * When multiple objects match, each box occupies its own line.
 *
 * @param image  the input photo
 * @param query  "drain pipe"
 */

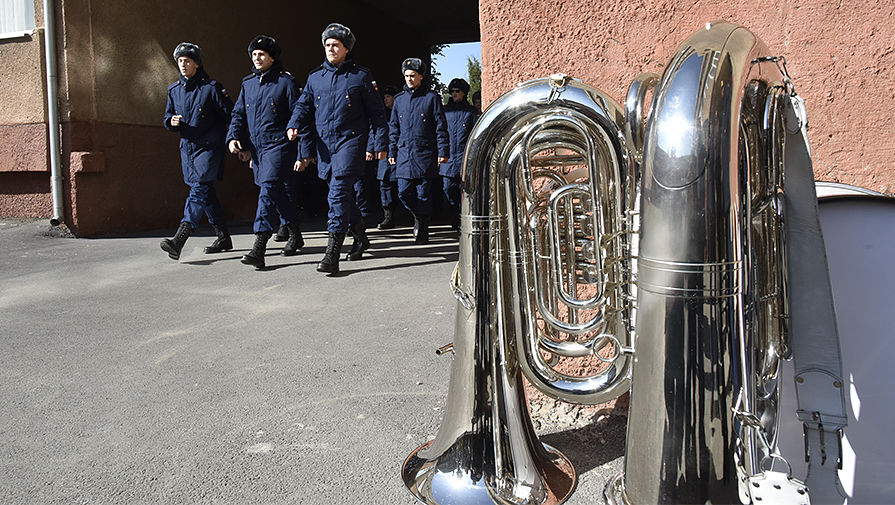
xmin=42 ymin=0 xmax=63 ymax=226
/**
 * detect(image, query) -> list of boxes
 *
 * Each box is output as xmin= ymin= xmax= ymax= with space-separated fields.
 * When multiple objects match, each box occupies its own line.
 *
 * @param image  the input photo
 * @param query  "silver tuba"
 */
xmin=402 ymin=73 xmax=636 ymax=504
xmin=606 ymin=21 xmax=795 ymax=504
xmin=405 ymin=21 xmax=805 ymax=505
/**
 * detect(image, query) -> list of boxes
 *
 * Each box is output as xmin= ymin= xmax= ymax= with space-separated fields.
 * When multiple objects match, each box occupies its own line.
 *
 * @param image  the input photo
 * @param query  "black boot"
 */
xmin=280 ymin=222 xmax=304 ymax=256
xmin=317 ymin=232 xmax=346 ymax=274
xmin=378 ymin=207 xmax=395 ymax=230
xmin=241 ymin=231 xmax=272 ymax=270
xmin=204 ymin=223 xmax=233 ymax=254
xmin=160 ymin=222 xmax=192 ymax=260
xmin=412 ymin=213 xmax=420 ymax=239
xmin=274 ymin=224 xmax=289 ymax=242
xmin=346 ymin=220 xmax=370 ymax=261
xmin=415 ymin=215 xmax=430 ymax=245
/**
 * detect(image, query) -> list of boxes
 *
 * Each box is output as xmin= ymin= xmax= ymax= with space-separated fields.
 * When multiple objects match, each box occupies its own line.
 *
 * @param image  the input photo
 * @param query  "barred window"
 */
xmin=0 ymin=0 xmax=36 ymax=39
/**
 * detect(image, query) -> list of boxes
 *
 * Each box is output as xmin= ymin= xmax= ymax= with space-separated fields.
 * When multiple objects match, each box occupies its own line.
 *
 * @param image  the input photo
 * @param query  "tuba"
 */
xmin=404 ymin=21 xmax=815 ymax=505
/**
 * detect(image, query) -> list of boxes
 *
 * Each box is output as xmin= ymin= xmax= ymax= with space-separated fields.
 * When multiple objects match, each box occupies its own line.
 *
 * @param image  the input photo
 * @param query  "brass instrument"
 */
xmin=404 ymin=21 xmax=818 ymax=505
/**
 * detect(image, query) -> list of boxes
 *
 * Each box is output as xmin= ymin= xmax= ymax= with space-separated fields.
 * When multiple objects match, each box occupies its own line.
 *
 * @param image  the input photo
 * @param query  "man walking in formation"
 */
xmin=161 ymin=42 xmax=234 ymax=261
xmin=388 ymin=58 xmax=449 ymax=245
xmin=441 ymin=78 xmax=478 ymax=231
xmin=227 ymin=35 xmax=304 ymax=270
xmin=373 ymin=85 xmax=400 ymax=230
xmin=288 ymin=23 xmax=388 ymax=275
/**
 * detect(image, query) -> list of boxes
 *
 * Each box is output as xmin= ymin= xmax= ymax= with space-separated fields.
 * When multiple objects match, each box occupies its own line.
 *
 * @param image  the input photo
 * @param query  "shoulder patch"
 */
xmin=215 ymin=82 xmax=230 ymax=99
xmin=371 ymin=80 xmax=378 ymax=91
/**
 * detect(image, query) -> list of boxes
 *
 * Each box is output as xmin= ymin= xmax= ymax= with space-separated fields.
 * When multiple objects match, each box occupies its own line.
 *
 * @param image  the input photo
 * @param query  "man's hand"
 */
xmin=375 ymin=151 xmax=387 ymax=160
xmin=238 ymin=150 xmax=251 ymax=162
xmin=170 ymin=115 xmax=182 ymax=127
xmin=228 ymin=139 xmax=242 ymax=155
xmin=286 ymin=128 xmax=298 ymax=141
xmin=365 ymin=151 xmax=374 ymax=161
xmin=437 ymin=156 xmax=449 ymax=164
xmin=294 ymin=157 xmax=315 ymax=172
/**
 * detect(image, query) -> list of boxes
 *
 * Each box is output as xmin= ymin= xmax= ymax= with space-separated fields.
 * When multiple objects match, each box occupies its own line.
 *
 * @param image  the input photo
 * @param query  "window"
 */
xmin=0 ymin=0 xmax=36 ymax=39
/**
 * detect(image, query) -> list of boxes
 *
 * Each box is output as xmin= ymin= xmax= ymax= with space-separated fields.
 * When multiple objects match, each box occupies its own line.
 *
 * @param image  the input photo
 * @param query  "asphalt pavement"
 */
xmin=0 ymin=217 xmax=625 ymax=505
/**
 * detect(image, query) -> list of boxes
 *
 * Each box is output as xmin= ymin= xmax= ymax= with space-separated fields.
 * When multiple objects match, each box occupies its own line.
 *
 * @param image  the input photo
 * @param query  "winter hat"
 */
xmin=247 ymin=35 xmax=281 ymax=60
xmin=448 ymin=78 xmax=470 ymax=95
xmin=321 ymin=23 xmax=355 ymax=51
xmin=401 ymin=58 xmax=427 ymax=76
xmin=173 ymin=42 xmax=203 ymax=67
xmin=382 ymin=85 xmax=400 ymax=97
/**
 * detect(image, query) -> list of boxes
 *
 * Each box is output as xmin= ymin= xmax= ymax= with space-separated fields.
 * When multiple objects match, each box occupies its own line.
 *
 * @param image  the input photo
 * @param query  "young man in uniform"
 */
xmin=227 ymin=35 xmax=304 ymax=270
xmin=372 ymin=85 xmax=400 ymax=230
xmin=288 ymin=23 xmax=388 ymax=275
xmin=388 ymin=58 xmax=449 ymax=244
xmin=441 ymin=78 xmax=478 ymax=231
xmin=161 ymin=42 xmax=234 ymax=261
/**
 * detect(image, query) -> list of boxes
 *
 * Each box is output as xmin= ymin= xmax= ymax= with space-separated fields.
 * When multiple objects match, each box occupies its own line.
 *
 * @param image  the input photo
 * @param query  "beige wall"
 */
xmin=0 ymin=0 xmax=45 ymax=125
xmin=480 ymin=0 xmax=895 ymax=193
xmin=0 ymin=0 xmax=51 ymax=216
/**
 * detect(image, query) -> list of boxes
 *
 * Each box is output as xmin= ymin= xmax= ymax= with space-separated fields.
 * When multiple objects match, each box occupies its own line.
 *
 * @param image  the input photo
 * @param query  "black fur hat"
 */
xmin=173 ymin=42 xmax=203 ymax=67
xmin=382 ymin=85 xmax=400 ymax=97
xmin=448 ymin=78 xmax=470 ymax=95
xmin=321 ymin=23 xmax=355 ymax=51
xmin=247 ymin=35 xmax=281 ymax=60
xmin=401 ymin=58 xmax=427 ymax=76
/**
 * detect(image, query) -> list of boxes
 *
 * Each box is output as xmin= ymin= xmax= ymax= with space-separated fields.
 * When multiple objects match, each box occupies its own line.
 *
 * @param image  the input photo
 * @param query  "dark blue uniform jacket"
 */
xmin=164 ymin=69 xmax=233 ymax=183
xmin=440 ymin=100 xmax=478 ymax=178
xmin=388 ymin=85 xmax=449 ymax=179
xmin=289 ymin=59 xmax=387 ymax=180
xmin=227 ymin=63 xmax=300 ymax=184
xmin=367 ymin=106 xmax=395 ymax=180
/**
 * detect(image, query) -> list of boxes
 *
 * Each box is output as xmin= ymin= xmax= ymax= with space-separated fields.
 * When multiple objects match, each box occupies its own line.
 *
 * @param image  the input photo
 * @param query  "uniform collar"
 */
xmin=179 ymin=68 xmax=207 ymax=89
xmin=253 ymin=62 xmax=283 ymax=83
xmin=403 ymin=84 xmax=428 ymax=96
xmin=323 ymin=58 xmax=354 ymax=74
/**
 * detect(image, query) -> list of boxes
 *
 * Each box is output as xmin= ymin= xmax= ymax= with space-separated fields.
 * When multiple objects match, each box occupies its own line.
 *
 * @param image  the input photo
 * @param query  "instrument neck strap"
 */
xmin=782 ymin=91 xmax=848 ymax=501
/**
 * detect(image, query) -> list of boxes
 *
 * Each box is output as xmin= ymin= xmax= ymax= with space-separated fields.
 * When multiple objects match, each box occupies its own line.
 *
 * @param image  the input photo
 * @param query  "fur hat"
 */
xmin=247 ymin=35 xmax=281 ymax=60
xmin=448 ymin=78 xmax=470 ymax=95
xmin=321 ymin=23 xmax=355 ymax=51
xmin=382 ymin=85 xmax=400 ymax=97
xmin=173 ymin=42 xmax=203 ymax=67
xmin=401 ymin=58 xmax=427 ymax=76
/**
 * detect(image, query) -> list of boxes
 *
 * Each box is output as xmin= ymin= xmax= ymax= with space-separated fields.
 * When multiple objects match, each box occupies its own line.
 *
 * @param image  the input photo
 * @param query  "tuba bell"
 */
xmin=405 ymin=21 xmax=827 ymax=505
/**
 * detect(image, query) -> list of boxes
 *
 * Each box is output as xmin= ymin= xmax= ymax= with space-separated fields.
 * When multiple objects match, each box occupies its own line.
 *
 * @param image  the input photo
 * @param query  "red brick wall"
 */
xmin=479 ymin=0 xmax=895 ymax=193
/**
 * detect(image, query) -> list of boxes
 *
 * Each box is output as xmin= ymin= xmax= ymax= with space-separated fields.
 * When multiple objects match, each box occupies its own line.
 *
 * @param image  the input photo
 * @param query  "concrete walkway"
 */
xmin=0 ymin=218 xmax=624 ymax=504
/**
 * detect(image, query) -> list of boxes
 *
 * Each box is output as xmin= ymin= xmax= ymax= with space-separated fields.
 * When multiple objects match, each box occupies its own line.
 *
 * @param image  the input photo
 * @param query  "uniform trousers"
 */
xmin=327 ymin=174 xmax=362 ymax=233
xmin=353 ymin=165 xmax=375 ymax=222
xmin=398 ymin=177 xmax=433 ymax=217
xmin=183 ymin=182 xmax=226 ymax=229
xmin=279 ymin=170 xmax=301 ymax=226
xmin=441 ymin=175 xmax=461 ymax=209
xmin=254 ymin=181 xmax=297 ymax=233
xmin=380 ymin=179 xmax=398 ymax=209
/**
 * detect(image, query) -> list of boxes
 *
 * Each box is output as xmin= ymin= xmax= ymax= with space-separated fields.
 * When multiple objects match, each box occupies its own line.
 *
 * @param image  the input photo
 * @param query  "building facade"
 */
xmin=1 ymin=0 xmax=891 ymax=235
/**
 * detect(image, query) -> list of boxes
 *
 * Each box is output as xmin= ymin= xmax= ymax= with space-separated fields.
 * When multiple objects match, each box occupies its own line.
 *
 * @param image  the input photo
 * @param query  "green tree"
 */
xmin=467 ymin=56 xmax=481 ymax=105
xmin=429 ymin=43 xmax=448 ymax=99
